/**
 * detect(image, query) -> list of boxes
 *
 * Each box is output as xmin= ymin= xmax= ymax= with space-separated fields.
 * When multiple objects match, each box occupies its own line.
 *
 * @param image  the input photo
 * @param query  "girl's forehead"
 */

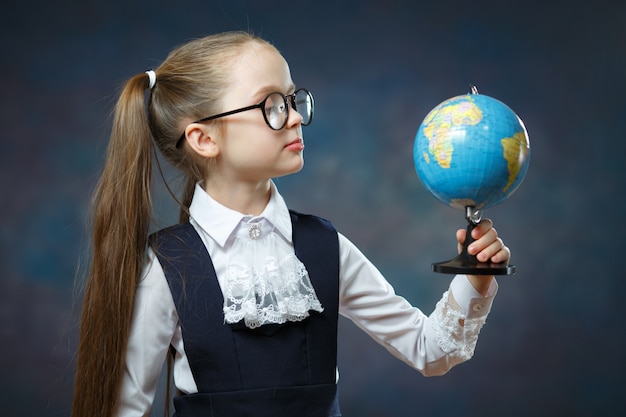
xmin=230 ymin=44 xmax=293 ymax=94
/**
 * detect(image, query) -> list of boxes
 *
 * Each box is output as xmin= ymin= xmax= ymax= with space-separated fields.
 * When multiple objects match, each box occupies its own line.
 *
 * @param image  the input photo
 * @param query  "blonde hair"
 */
xmin=72 ymin=32 xmax=276 ymax=417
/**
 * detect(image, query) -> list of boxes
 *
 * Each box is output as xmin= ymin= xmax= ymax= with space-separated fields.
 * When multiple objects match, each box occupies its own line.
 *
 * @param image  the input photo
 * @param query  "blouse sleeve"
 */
xmin=117 ymin=248 xmax=179 ymax=417
xmin=337 ymin=233 xmax=498 ymax=376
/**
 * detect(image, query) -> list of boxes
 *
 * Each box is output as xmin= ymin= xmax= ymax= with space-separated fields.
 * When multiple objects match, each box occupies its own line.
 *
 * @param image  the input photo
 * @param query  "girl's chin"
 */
xmin=277 ymin=160 xmax=305 ymax=178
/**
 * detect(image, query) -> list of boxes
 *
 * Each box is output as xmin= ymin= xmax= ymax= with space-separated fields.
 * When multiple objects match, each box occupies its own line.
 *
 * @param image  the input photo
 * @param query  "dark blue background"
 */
xmin=2 ymin=1 xmax=624 ymax=416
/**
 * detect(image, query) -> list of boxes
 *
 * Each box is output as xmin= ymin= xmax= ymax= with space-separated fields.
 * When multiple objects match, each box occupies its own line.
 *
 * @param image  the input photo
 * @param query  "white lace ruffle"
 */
xmin=432 ymin=291 xmax=486 ymax=361
xmin=222 ymin=218 xmax=324 ymax=329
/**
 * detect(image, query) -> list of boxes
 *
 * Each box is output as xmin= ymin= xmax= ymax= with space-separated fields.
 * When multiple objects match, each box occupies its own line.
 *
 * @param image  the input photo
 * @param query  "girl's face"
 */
xmin=208 ymin=42 xmax=306 ymax=187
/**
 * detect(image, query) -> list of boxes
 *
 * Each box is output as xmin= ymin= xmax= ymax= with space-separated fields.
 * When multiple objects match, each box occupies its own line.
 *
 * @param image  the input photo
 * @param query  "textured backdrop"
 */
xmin=1 ymin=1 xmax=625 ymax=416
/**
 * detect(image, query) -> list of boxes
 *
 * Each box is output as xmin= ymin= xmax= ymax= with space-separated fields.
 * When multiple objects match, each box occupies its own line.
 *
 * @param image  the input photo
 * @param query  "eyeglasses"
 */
xmin=176 ymin=88 xmax=314 ymax=148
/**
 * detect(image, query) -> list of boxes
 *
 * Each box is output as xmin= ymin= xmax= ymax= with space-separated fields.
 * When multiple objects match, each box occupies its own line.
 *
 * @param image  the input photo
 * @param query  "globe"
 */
xmin=414 ymin=92 xmax=530 ymax=211
xmin=413 ymin=90 xmax=530 ymax=275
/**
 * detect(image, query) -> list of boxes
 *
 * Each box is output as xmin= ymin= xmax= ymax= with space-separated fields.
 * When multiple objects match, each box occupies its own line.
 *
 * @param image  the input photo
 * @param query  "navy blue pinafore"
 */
xmin=149 ymin=211 xmax=341 ymax=417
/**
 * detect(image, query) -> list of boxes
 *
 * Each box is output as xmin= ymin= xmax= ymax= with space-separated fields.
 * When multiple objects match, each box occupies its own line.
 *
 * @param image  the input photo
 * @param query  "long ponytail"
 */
xmin=72 ymin=73 xmax=153 ymax=417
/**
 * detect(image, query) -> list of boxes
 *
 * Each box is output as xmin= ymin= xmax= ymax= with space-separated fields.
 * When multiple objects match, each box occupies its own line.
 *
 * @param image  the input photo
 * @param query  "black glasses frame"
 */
xmin=176 ymin=88 xmax=314 ymax=148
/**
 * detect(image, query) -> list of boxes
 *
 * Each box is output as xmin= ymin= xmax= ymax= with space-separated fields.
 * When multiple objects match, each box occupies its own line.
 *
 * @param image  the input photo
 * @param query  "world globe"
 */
xmin=414 ymin=92 xmax=530 ymax=211
xmin=413 ymin=89 xmax=530 ymax=275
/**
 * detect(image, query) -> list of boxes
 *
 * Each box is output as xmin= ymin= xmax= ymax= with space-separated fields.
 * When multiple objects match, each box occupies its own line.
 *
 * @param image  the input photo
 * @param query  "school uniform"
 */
xmin=118 ymin=182 xmax=497 ymax=417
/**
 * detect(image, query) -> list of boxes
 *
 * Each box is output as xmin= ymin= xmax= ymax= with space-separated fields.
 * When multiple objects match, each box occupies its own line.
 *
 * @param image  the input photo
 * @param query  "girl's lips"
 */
xmin=285 ymin=138 xmax=304 ymax=151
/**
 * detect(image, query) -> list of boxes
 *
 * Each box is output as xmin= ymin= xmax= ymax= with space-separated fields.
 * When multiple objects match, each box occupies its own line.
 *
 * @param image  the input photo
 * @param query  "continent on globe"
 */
xmin=421 ymin=99 xmax=483 ymax=169
xmin=501 ymin=131 xmax=530 ymax=193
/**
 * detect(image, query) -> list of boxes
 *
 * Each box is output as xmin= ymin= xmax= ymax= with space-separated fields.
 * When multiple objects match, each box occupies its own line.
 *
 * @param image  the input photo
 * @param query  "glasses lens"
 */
xmin=264 ymin=93 xmax=288 ymax=130
xmin=294 ymin=89 xmax=313 ymax=126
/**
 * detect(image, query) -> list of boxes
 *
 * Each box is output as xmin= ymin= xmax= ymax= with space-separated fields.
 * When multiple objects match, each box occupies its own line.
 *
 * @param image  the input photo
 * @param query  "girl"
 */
xmin=72 ymin=31 xmax=508 ymax=417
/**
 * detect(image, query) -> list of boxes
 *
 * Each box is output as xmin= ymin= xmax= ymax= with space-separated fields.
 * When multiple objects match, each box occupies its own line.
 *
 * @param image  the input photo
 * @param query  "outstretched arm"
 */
xmin=338 ymin=233 xmax=498 ymax=376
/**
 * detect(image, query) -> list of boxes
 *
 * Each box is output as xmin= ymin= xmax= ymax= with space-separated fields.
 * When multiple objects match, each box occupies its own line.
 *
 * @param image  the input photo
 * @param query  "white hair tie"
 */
xmin=145 ymin=70 xmax=156 ymax=89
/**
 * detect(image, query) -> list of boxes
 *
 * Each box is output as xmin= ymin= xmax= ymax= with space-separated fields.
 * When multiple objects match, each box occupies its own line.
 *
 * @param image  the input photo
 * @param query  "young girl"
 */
xmin=72 ymin=31 xmax=509 ymax=417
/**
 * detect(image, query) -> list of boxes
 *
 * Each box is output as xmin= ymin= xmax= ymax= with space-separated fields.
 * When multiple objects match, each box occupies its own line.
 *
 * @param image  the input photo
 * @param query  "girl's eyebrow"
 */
xmin=253 ymin=83 xmax=296 ymax=99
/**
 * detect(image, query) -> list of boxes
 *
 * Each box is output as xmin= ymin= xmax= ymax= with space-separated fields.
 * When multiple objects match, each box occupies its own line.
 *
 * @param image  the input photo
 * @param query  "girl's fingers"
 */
xmin=457 ymin=218 xmax=510 ymax=263
xmin=475 ymin=238 xmax=508 ymax=262
xmin=471 ymin=218 xmax=493 ymax=240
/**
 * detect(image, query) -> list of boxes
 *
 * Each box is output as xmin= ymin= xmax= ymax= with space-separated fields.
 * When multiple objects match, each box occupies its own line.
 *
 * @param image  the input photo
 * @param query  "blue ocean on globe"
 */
xmin=414 ymin=93 xmax=530 ymax=210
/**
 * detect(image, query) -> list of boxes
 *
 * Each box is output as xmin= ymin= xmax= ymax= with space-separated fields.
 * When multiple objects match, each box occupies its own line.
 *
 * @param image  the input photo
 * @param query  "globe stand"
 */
xmin=432 ymin=206 xmax=515 ymax=275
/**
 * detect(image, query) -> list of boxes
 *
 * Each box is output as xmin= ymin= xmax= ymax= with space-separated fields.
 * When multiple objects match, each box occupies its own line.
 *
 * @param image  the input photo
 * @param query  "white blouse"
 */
xmin=118 ymin=182 xmax=498 ymax=417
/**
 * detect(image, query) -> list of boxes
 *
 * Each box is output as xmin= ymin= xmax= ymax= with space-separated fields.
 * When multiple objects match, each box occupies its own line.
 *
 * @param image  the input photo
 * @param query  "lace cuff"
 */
xmin=432 ymin=291 xmax=487 ymax=361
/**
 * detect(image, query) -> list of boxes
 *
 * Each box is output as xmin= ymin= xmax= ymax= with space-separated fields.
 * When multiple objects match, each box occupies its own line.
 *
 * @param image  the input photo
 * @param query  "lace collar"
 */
xmin=188 ymin=181 xmax=323 ymax=328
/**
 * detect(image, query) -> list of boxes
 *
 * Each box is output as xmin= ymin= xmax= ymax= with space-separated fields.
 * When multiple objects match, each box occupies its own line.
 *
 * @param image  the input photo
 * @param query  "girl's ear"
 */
xmin=183 ymin=123 xmax=220 ymax=158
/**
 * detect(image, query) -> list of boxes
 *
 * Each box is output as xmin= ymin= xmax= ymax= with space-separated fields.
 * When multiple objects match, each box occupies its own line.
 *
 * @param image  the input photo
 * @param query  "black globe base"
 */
xmin=432 ymin=207 xmax=515 ymax=276
xmin=432 ymin=256 xmax=515 ymax=275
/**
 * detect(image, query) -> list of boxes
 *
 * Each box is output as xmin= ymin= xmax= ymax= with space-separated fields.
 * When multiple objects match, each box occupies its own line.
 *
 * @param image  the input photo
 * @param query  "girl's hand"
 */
xmin=456 ymin=219 xmax=510 ymax=295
